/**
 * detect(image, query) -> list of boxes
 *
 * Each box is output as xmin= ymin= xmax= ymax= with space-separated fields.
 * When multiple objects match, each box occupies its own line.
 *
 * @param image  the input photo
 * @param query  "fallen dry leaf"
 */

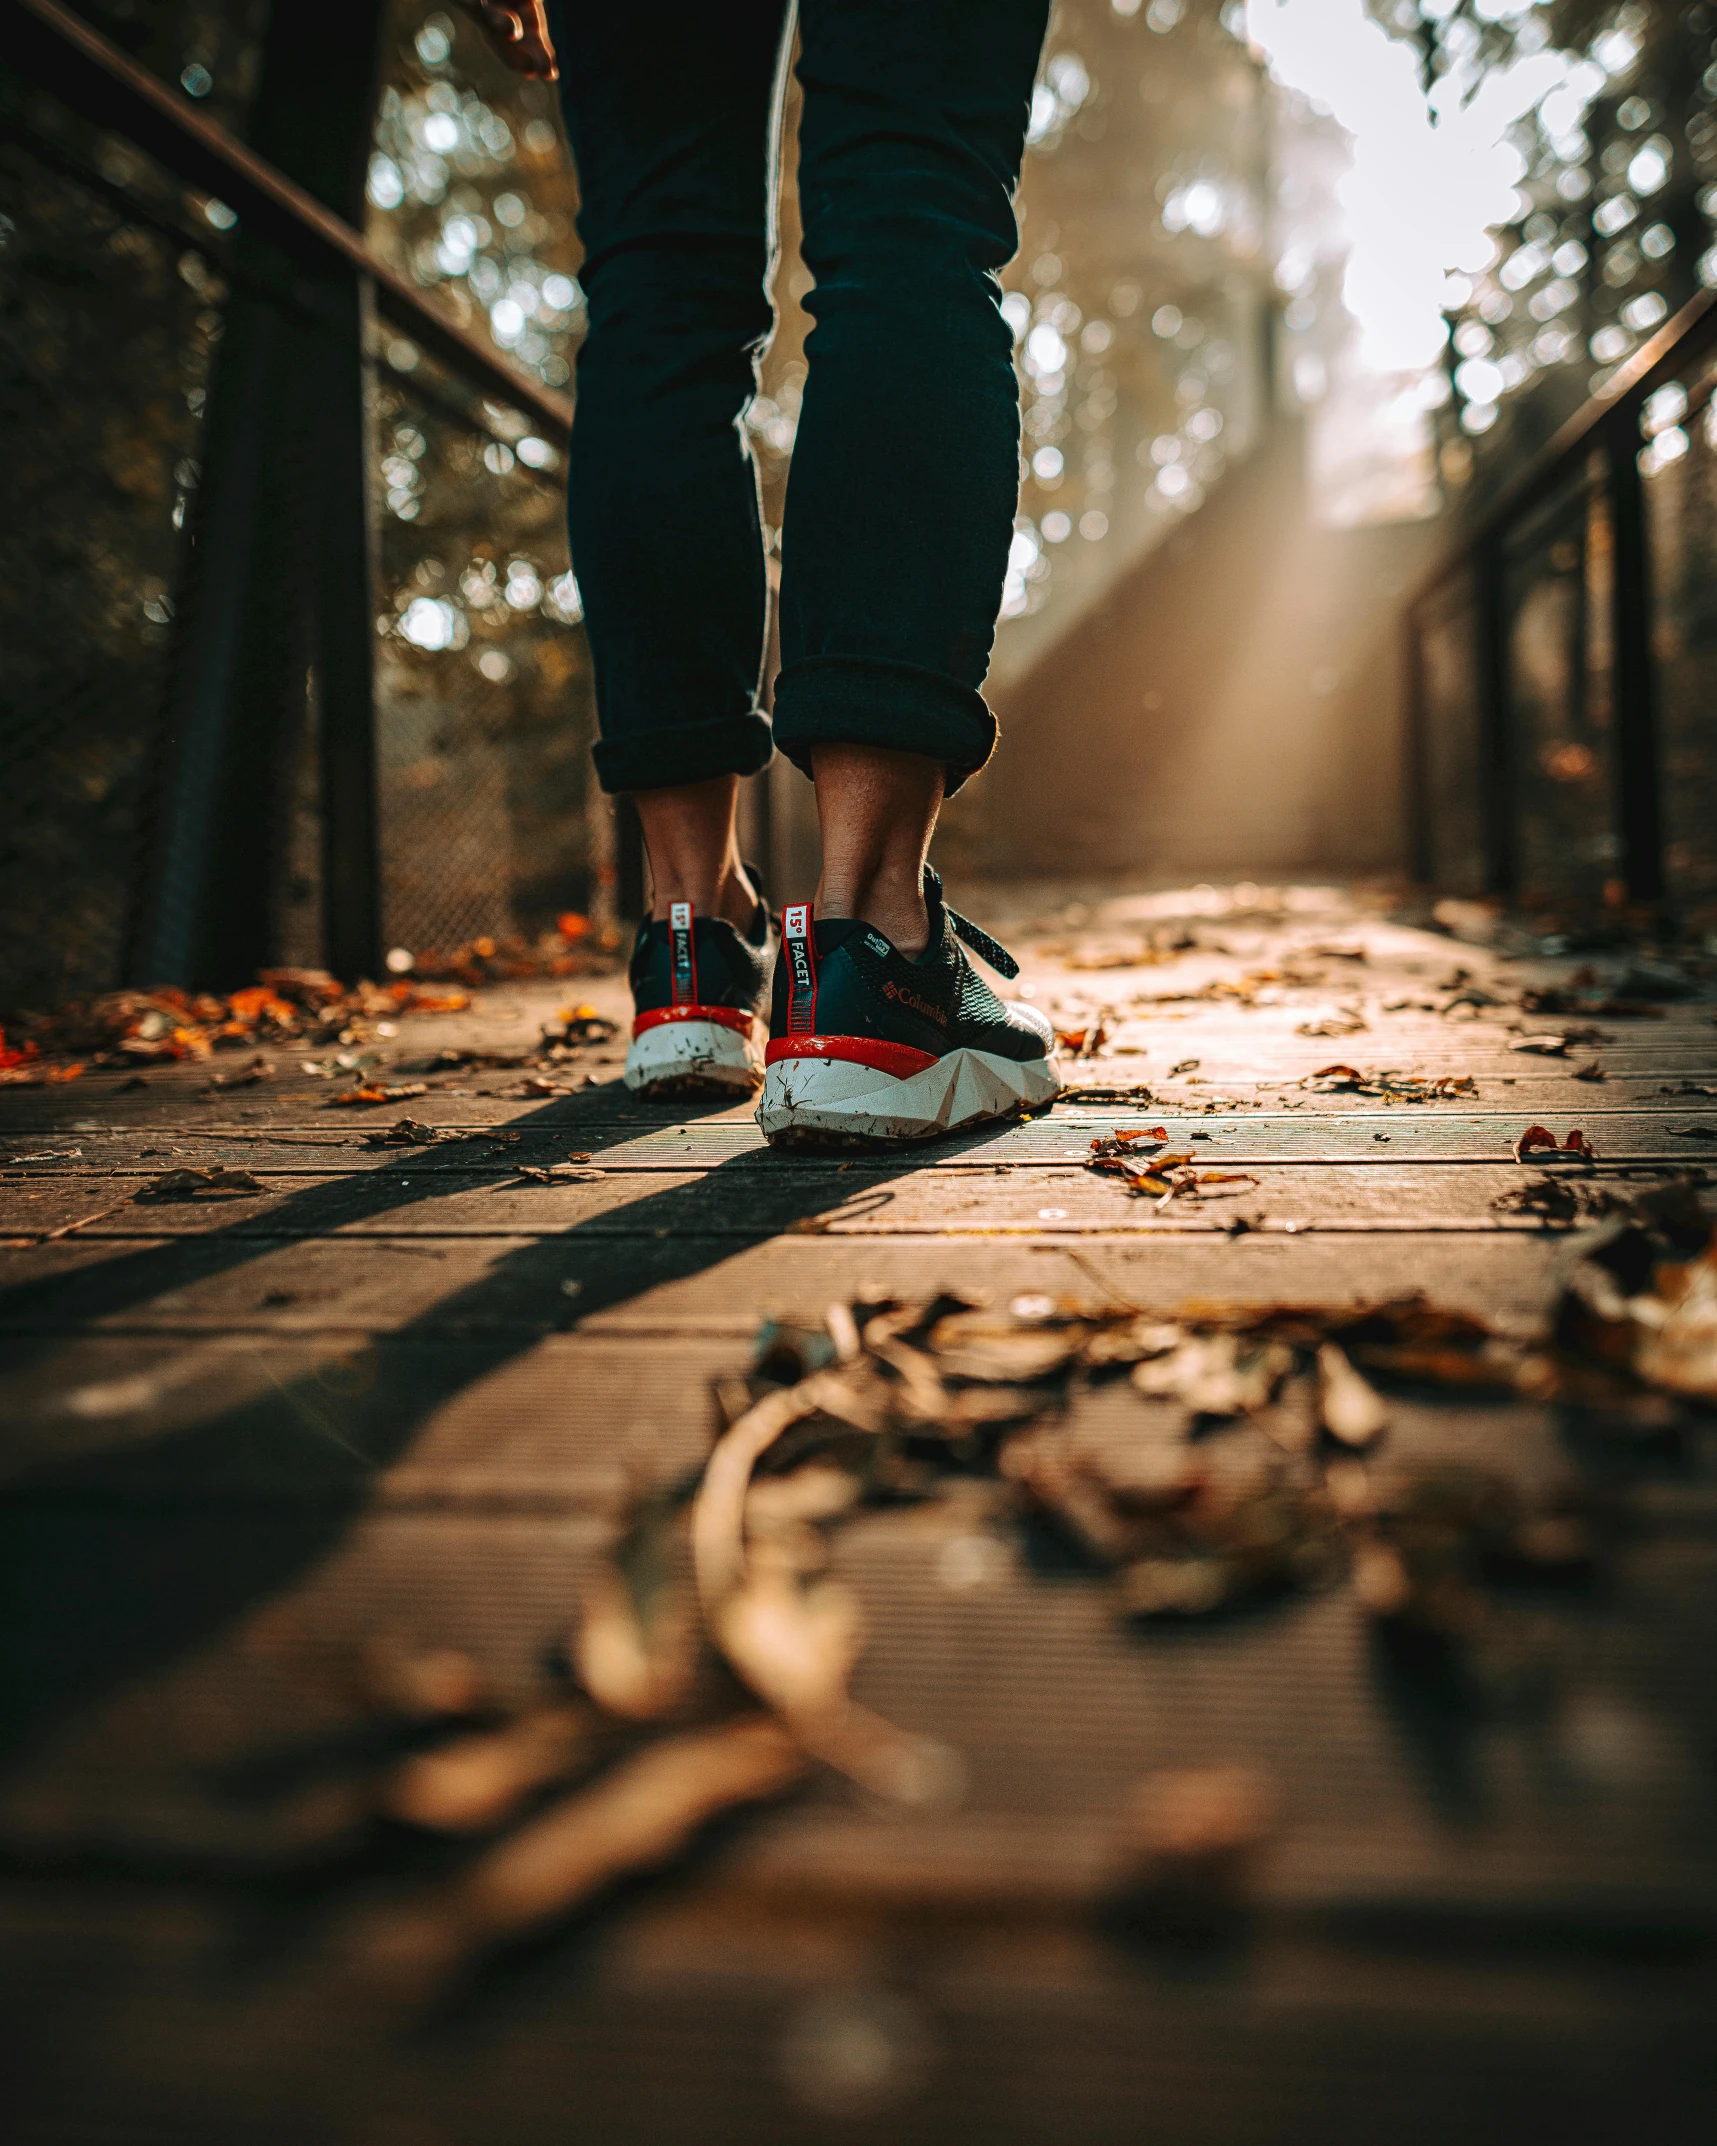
xmin=1113 ymin=1763 xmax=1277 ymax=1905
xmin=11 ymin=971 xmax=479 ymax=1072
xmin=550 ymin=1008 xmax=621 ymax=1047
xmin=1305 ymin=1065 xmax=1477 ymax=1102
xmin=1086 ymin=1130 xmax=1258 ymax=1207
xmin=1115 ymin=1464 xmax=1339 ymax=1616
xmin=364 ymin=1118 xmax=450 ymax=1147
xmin=1296 ymin=1011 xmax=1367 ymax=1038
xmin=203 ymin=1054 xmax=272 ymax=1090
xmin=574 ymin=1498 xmax=699 ymax=1724
xmin=358 ymin=1641 xmax=488 ymax=1721
xmin=0 ymin=1057 xmax=84 ymax=1086
xmin=1316 ymin=1343 xmax=1390 ymax=1448
xmin=467 ymin=1717 xmax=801 ymax=1933
xmin=133 ymin=1166 xmax=265 ymax=1202
xmin=1556 ymin=1190 xmax=1717 ymax=1403
xmin=1520 ymin=986 xmax=1664 ymax=1019
xmin=715 ymin=1564 xmax=863 ymax=1721
xmin=1513 ymin=1124 xmax=1596 ymax=1163
xmin=1133 ymin=1332 xmax=1293 ymax=1415
xmin=361 ymin=1717 xmax=804 ymax=1990
xmin=1632 ymin=1249 xmax=1717 ymax=1399
xmin=328 ymin=1082 xmax=430 ymax=1107
xmin=379 ymin=1704 xmax=594 ymax=1833
xmin=690 ymin=1370 xmax=949 ymax=1801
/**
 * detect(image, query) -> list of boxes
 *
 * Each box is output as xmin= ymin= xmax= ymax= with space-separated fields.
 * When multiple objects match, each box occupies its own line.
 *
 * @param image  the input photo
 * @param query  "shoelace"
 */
xmin=924 ymin=867 xmax=1020 ymax=981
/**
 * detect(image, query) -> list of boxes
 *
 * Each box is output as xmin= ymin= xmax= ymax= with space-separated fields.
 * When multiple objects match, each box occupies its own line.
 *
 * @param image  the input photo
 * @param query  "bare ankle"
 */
xmin=809 ymin=743 xmax=943 ymax=959
xmin=629 ymin=776 xmax=758 ymax=930
xmin=818 ymin=870 xmax=930 ymax=957
xmin=649 ymin=856 xmax=757 ymax=929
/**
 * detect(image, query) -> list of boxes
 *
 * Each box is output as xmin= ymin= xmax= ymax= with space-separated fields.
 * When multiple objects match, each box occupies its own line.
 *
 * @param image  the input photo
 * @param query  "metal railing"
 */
xmin=1 ymin=0 xmax=583 ymax=992
xmin=1403 ymin=286 xmax=1717 ymax=923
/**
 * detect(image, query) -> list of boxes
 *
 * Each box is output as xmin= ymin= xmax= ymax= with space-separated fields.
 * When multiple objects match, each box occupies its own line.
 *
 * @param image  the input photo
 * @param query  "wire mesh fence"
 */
xmin=368 ymin=335 xmax=596 ymax=968
xmin=0 ymin=64 xmax=229 ymax=1015
xmin=0 ymin=0 xmax=608 ymax=1015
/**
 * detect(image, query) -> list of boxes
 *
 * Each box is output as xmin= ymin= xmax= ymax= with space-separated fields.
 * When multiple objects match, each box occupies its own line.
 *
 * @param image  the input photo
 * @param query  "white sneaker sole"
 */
xmin=624 ymin=1017 xmax=764 ymax=1097
xmin=757 ymin=1046 xmax=1061 ymax=1145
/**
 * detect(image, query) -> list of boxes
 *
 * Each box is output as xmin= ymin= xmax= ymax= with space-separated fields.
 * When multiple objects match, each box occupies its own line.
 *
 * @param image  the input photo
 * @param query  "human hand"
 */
xmin=454 ymin=1 xmax=558 ymax=80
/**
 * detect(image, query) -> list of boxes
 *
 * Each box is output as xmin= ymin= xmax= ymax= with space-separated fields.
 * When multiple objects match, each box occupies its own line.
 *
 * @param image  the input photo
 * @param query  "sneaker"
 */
xmin=756 ymin=869 xmax=1060 ymax=1145
xmin=623 ymin=890 xmax=773 ymax=1098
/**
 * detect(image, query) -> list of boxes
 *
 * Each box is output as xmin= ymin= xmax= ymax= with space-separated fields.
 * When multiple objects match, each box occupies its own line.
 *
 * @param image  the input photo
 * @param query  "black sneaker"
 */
xmin=623 ymin=888 xmax=773 ymax=1098
xmin=756 ymin=868 xmax=1060 ymax=1144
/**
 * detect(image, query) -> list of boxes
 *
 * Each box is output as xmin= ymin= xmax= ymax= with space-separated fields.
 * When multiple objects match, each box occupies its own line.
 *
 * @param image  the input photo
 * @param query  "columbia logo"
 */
xmin=882 ymin=980 xmax=947 ymax=1025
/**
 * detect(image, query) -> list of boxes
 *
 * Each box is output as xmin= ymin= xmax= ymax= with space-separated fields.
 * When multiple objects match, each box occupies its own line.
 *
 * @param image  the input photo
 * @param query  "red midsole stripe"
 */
xmin=633 ymin=1005 xmax=758 ymax=1038
xmin=764 ymin=1036 xmax=939 ymax=1079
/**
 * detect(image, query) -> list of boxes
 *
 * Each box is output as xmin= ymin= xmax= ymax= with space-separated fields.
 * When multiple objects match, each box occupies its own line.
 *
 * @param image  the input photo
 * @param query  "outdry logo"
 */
xmin=882 ymin=979 xmax=947 ymax=1025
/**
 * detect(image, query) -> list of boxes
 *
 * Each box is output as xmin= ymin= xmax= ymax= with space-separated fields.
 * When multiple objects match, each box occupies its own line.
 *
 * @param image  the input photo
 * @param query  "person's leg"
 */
xmin=631 ymin=776 xmax=755 ymax=927
xmin=756 ymin=2 xmax=1058 ymax=1142
xmin=775 ymin=0 xmax=1051 ymax=836
xmin=548 ymin=0 xmax=789 ymax=916
xmin=812 ymin=745 xmax=944 ymax=956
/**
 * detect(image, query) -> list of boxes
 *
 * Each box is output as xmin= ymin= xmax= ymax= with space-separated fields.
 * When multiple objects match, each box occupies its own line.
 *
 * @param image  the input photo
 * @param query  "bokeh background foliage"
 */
xmin=7 ymin=0 xmax=1717 ymax=1011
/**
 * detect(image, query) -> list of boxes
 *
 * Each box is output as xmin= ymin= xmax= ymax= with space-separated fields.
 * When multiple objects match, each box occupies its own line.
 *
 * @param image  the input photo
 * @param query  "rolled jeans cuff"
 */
xmin=771 ymin=655 xmax=997 ymax=797
xmin=592 ymin=708 xmax=775 ymax=794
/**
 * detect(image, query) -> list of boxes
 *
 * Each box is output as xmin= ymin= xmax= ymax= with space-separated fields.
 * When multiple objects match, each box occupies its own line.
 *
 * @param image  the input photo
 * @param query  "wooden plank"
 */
xmin=0 ymin=1162 xmax=1701 ymax=1246
xmin=18 ymin=1314 xmax=1684 ymax=1509
xmin=4 ymin=1496 xmax=1715 ymax=1927
xmin=2 ymin=1110 xmax=1715 ymax=1207
xmin=0 ymin=1331 xmax=739 ymax=1498
xmin=4 ymin=1879 xmax=1709 ymax=2146
xmin=7 ymin=1093 xmax=1717 ymax=1175
xmin=0 ymin=1228 xmax=1574 ymax=1339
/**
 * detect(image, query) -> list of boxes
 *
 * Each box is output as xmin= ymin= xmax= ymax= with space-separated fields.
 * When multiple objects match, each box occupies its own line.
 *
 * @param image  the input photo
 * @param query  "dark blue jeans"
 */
xmin=549 ymin=0 xmax=1049 ymax=797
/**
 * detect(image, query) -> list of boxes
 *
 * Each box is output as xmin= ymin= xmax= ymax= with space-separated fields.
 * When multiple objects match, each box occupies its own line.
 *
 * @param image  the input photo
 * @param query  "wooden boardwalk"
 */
xmin=2 ymin=880 xmax=1714 ymax=2144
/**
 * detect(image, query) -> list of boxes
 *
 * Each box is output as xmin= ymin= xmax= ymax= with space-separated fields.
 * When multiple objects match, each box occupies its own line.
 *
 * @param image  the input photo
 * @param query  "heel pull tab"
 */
xmin=782 ymin=903 xmax=818 ymax=1034
xmin=947 ymin=908 xmax=1020 ymax=981
xmin=669 ymin=901 xmax=698 ymax=1006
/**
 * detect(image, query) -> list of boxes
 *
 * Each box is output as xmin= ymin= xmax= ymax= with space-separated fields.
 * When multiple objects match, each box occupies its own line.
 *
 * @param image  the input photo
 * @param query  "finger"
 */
xmin=454 ymin=0 xmax=558 ymax=79
xmin=511 ymin=1 xmax=559 ymax=78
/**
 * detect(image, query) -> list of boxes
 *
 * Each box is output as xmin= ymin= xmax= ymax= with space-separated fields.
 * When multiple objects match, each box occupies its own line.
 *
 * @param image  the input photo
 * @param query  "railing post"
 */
xmin=130 ymin=0 xmax=386 ymax=986
xmin=1605 ymin=413 xmax=1665 ymax=905
xmin=1473 ymin=535 xmax=1515 ymax=899
xmin=316 ymin=270 xmax=383 ymax=983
